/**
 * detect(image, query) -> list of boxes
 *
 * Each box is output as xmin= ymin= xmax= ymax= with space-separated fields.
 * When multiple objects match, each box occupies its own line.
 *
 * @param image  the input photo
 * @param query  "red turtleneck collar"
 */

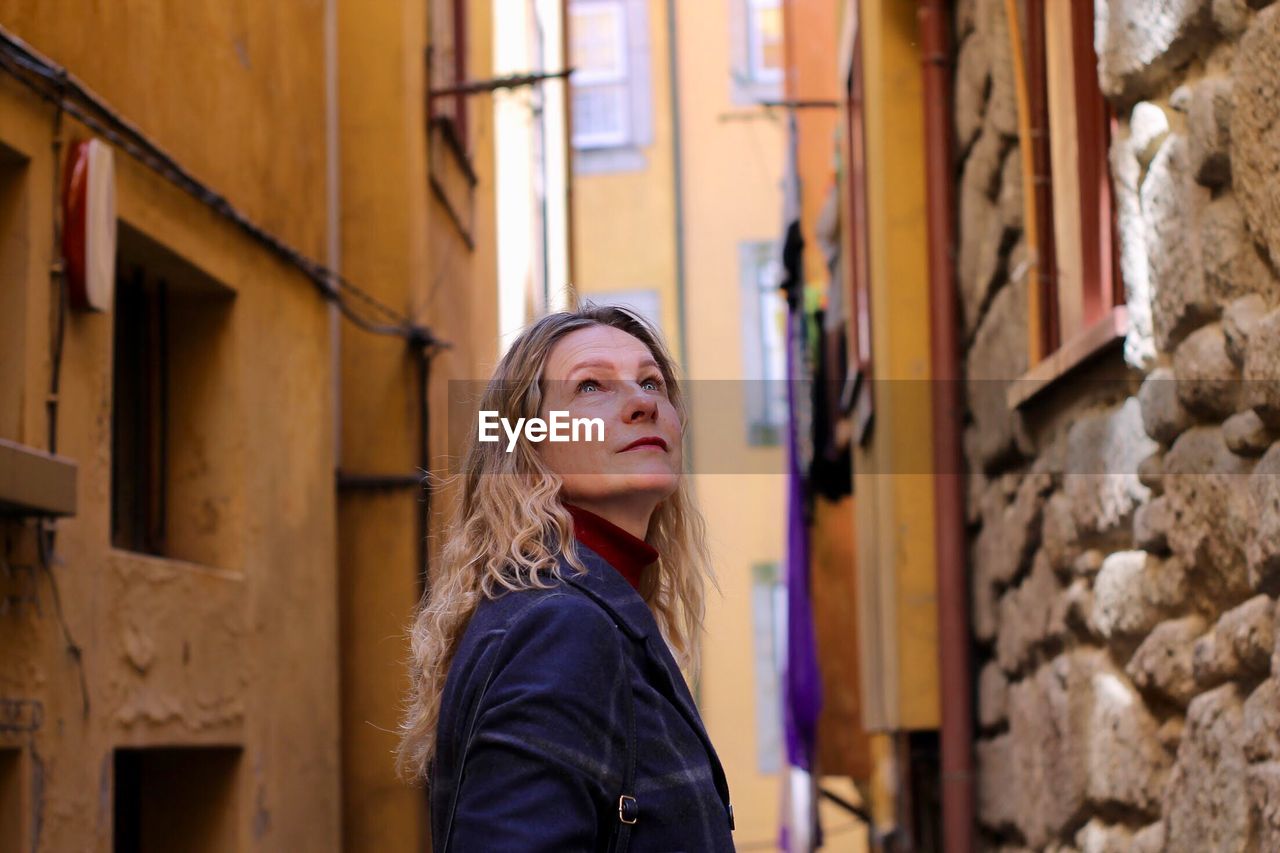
xmin=565 ymin=503 xmax=658 ymax=591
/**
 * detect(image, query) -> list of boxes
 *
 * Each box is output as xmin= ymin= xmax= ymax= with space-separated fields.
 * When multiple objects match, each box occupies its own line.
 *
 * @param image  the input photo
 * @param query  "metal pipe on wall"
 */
xmin=918 ymin=1 xmax=974 ymax=850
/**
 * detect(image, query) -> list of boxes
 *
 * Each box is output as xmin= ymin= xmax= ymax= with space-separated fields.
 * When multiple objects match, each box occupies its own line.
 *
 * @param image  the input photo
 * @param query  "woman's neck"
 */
xmin=561 ymin=496 xmax=654 ymax=540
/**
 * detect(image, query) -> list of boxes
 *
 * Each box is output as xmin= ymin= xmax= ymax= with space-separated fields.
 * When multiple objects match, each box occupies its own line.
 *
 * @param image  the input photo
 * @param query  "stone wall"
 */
xmin=956 ymin=1 xmax=1280 ymax=849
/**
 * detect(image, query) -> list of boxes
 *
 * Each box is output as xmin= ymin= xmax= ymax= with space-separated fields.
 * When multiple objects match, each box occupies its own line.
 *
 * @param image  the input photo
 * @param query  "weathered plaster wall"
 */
xmin=0 ymin=2 xmax=336 ymax=850
xmin=956 ymin=0 xmax=1280 ymax=849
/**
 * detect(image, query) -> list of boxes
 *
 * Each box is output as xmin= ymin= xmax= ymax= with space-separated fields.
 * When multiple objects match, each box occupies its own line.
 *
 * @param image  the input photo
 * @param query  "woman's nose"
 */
xmin=623 ymin=386 xmax=658 ymax=422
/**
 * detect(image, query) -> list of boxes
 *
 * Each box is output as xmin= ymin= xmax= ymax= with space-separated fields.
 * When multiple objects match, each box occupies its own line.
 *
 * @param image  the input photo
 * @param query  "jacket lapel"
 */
xmin=558 ymin=547 xmax=733 ymax=812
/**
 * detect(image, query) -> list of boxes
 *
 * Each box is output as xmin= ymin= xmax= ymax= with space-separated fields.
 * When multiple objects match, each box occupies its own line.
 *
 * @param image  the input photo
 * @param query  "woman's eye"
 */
xmin=642 ymin=377 xmax=664 ymax=392
xmin=577 ymin=378 xmax=600 ymax=393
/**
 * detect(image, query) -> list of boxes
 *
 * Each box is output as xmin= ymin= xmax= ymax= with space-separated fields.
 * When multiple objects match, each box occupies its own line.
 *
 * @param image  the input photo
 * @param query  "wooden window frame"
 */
xmin=428 ymin=0 xmax=469 ymax=151
xmin=843 ymin=24 xmax=873 ymax=444
xmin=426 ymin=0 xmax=477 ymax=249
xmin=1015 ymin=0 xmax=1125 ymax=405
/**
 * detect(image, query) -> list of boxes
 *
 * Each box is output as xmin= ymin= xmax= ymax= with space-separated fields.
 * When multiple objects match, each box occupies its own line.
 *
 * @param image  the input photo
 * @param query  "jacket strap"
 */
xmin=609 ymin=623 xmax=639 ymax=852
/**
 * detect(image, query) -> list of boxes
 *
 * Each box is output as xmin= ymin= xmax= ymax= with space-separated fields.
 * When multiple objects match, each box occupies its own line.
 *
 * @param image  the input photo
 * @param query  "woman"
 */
xmin=396 ymin=305 xmax=736 ymax=852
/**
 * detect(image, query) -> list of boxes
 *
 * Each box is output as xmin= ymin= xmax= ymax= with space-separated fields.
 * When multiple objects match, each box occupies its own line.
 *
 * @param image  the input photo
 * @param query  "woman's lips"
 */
xmin=620 ymin=436 xmax=668 ymax=452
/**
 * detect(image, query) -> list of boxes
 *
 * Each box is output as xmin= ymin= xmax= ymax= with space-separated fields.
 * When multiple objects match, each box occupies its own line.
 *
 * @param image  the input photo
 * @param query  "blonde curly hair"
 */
xmin=395 ymin=303 xmax=714 ymax=784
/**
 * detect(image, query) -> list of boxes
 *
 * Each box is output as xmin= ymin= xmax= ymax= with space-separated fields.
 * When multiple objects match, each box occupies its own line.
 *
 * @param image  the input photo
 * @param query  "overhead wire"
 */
xmin=0 ymin=23 xmax=449 ymax=352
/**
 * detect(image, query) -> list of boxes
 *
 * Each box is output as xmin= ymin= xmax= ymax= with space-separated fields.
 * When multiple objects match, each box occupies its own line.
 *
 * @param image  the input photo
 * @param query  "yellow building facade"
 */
xmin=0 ymin=0 xmax=500 ymax=850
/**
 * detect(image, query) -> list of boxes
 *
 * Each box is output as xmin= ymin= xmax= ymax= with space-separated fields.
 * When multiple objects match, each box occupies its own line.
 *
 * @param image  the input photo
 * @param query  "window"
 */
xmin=750 ymin=562 xmax=787 ymax=774
xmin=731 ymin=0 xmax=784 ymax=103
xmin=429 ymin=0 xmax=468 ymax=150
xmin=842 ymin=24 xmax=873 ymax=443
xmin=113 ymin=747 xmax=240 ymax=853
xmin=0 ymin=143 xmax=28 ymax=445
xmin=570 ymin=1 xmax=630 ymax=149
xmin=740 ymin=241 xmax=788 ymax=446
xmin=111 ymin=223 xmax=240 ymax=568
xmin=1026 ymin=0 xmax=1121 ymax=360
xmin=427 ymin=0 xmax=476 ymax=246
xmin=1 ymin=748 xmax=21 ymax=853
xmin=746 ymin=0 xmax=784 ymax=84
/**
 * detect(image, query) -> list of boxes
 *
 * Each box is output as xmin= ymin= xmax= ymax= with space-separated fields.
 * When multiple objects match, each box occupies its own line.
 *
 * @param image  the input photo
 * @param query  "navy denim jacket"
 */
xmin=429 ymin=544 xmax=736 ymax=852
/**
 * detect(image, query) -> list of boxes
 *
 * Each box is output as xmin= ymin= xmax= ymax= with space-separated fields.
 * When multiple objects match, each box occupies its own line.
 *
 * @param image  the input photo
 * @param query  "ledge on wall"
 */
xmin=0 ymin=438 xmax=77 ymax=517
xmin=1007 ymin=305 xmax=1131 ymax=411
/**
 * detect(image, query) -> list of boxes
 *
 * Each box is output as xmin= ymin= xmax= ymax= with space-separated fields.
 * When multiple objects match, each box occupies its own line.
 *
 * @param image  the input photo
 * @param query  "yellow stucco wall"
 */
xmin=0 ymin=3 xmax=341 ymax=848
xmin=337 ymin=0 xmax=498 ymax=850
xmin=0 ymin=1 xmax=499 ymax=850
xmin=850 ymin=0 xmax=940 ymax=733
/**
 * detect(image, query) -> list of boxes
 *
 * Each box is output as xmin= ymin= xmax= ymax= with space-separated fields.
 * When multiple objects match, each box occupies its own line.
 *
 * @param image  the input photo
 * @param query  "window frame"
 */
xmin=842 ymin=24 xmax=873 ymax=445
xmin=1025 ymin=0 xmax=1123 ymax=366
xmin=428 ymin=0 xmax=469 ymax=151
xmin=739 ymin=240 xmax=788 ymax=447
xmin=569 ymin=0 xmax=632 ymax=150
xmin=746 ymin=0 xmax=784 ymax=86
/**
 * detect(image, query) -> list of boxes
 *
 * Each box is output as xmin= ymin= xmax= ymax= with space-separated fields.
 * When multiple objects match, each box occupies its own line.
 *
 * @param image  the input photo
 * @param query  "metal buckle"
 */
xmin=618 ymin=794 xmax=638 ymax=825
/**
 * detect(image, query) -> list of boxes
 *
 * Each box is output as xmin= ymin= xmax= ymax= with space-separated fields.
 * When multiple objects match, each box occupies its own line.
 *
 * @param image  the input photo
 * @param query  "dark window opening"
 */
xmin=109 ymin=223 xmax=238 ymax=567
xmin=1 ymin=748 xmax=22 ymax=853
xmin=113 ymin=746 xmax=241 ymax=853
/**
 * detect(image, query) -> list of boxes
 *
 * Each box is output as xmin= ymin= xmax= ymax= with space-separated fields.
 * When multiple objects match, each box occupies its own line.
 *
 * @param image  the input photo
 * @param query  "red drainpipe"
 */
xmin=918 ymin=1 xmax=973 ymax=850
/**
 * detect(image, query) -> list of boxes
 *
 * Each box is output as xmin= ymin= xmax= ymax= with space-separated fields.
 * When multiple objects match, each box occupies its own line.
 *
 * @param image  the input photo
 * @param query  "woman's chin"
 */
xmin=617 ymin=471 xmax=680 ymax=498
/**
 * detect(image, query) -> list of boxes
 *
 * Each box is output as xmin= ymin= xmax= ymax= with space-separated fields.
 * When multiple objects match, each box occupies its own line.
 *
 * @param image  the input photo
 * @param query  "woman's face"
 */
xmin=537 ymin=324 xmax=682 ymax=517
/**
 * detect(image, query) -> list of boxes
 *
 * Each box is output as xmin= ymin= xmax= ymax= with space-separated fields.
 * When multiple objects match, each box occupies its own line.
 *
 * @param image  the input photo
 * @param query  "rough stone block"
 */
xmin=1231 ymin=5 xmax=1280 ymax=270
xmin=1243 ymin=677 xmax=1280 ymax=762
xmin=1112 ymin=128 xmax=1157 ymax=369
xmin=1242 ymin=308 xmax=1280 ymax=428
xmin=1173 ymin=323 xmax=1241 ymax=420
xmin=1064 ymin=399 xmax=1158 ymax=536
xmin=1134 ymin=495 xmax=1174 ymax=553
xmin=1007 ymin=654 xmax=1090 ymax=846
xmin=1140 ymin=366 xmax=1194 ymax=446
xmin=1224 ymin=409 xmax=1272 ymax=456
xmin=1248 ymin=443 xmax=1280 ymax=592
xmin=995 ymin=551 xmax=1064 ymax=674
xmin=1187 ymin=77 xmax=1233 ymax=187
xmin=1041 ymin=491 xmax=1081 ymax=573
xmin=966 ymin=277 xmax=1028 ymax=469
xmin=954 ymin=30 xmax=989 ymax=154
xmin=1130 ymin=102 xmax=1171 ymax=168
xmin=1223 ymin=293 xmax=1269 ymax=369
xmin=1075 ymin=819 xmax=1132 ymax=853
xmin=1202 ymin=195 xmax=1275 ymax=306
xmin=1097 ymin=0 xmax=1216 ymax=102
xmin=1127 ymin=615 xmax=1207 ymax=706
xmin=1193 ymin=594 xmax=1274 ymax=687
xmin=977 ymin=0 xmax=1019 ymax=138
xmin=1132 ymin=821 xmax=1166 ymax=853
xmin=1093 ymin=551 xmax=1189 ymax=640
xmin=1164 ymin=427 xmax=1256 ymax=603
xmin=979 ymin=660 xmax=1009 ymax=729
xmin=976 ymin=733 xmax=1018 ymax=831
xmin=1213 ymin=0 xmax=1253 ymax=36
xmin=958 ymin=128 xmax=1006 ymax=336
xmin=1085 ymin=667 xmax=1172 ymax=815
xmin=1142 ymin=135 xmax=1215 ymax=350
xmin=1138 ymin=451 xmax=1165 ymax=494
xmin=1224 ymin=594 xmax=1275 ymax=673
xmin=1165 ymin=684 xmax=1253 ymax=852
xmin=1247 ymin=760 xmax=1280 ymax=850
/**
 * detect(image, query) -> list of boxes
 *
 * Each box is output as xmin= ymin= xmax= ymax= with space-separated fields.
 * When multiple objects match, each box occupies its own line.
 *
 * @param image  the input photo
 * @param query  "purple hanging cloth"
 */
xmin=782 ymin=294 xmax=822 ymax=773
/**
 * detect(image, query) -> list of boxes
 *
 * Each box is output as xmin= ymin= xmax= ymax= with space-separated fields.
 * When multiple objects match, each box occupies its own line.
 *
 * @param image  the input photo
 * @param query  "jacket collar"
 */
xmin=557 ymin=543 xmax=655 ymax=641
